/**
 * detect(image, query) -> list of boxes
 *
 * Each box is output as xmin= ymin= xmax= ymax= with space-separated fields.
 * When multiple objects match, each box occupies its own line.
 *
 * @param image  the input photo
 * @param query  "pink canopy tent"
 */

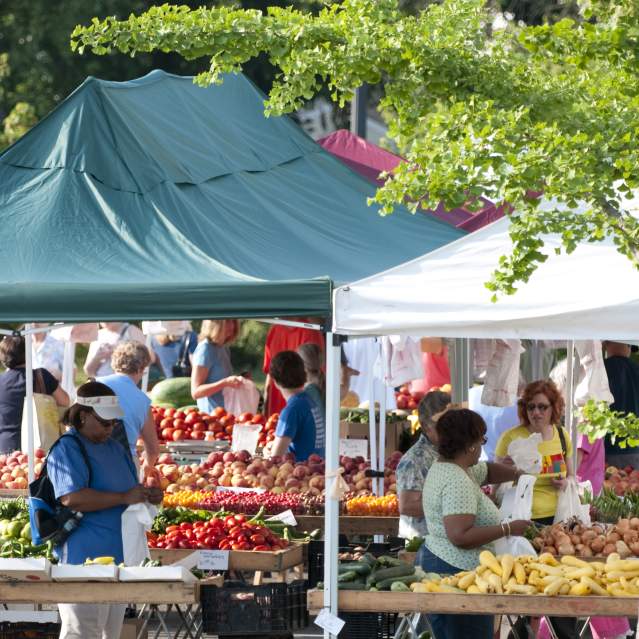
xmin=319 ymin=129 xmax=502 ymax=229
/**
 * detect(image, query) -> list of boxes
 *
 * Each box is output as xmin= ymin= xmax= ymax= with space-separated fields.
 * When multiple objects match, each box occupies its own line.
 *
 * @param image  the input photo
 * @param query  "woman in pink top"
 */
xmin=539 ymin=431 xmax=628 ymax=639
xmin=410 ymin=339 xmax=450 ymax=394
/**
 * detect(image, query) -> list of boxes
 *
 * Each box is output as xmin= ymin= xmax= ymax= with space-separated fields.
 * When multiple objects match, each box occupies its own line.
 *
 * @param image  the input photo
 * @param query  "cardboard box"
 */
xmin=120 ymin=617 xmax=147 ymax=639
xmin=339 ymin=420 xmax=410 ymax=459
xmin=118 ymin=566 xmax=197 ymax=582
xmin=52 ymin=564 xmax=118 ymax=581
xmin=0 ymin=557 xmax=51 ymax=582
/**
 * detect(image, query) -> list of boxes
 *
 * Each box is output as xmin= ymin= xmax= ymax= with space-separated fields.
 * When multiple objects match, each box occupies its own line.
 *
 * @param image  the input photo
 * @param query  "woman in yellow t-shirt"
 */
xmin=495 ymin=379 xmax=574 ymax=523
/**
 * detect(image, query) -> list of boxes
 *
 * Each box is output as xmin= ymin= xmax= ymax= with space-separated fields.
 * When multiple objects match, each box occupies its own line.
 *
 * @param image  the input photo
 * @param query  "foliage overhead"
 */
xmin=71 ymin=0 xmax=639 ymax=298
xmin=580 ymin=400 xmax=639 ymax=449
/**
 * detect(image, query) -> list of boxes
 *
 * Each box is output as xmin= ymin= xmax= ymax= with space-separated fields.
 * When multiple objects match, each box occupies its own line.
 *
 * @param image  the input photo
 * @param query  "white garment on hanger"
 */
xmin=378 ymin=335 xmax=423 ymax=388
xmin=481 ymin=339 xmax=524 ymax=407
xmin=343 ymin=338 xmax=396 ymax=408
xmin=574 ymin=340 xmax=613 ymax=406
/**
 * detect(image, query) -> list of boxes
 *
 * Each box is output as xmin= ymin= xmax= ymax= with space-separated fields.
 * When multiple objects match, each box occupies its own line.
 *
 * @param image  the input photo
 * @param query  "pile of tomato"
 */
xmin=147 ymin=514 xmax=289 ymax=552
xmin=152 ymin=406 xmax=266 ymax=443
xmin=257 ymin=412 xmax=279 ymax=448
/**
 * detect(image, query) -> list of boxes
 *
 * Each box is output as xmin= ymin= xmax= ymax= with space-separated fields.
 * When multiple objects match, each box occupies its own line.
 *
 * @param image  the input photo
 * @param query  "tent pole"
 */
xmin=141 ymin=333 xmax=153 ymax=393
xmin=323 ymin=332 xmax=341 ymax=638
xmin=24 ymin=325 xmax=35 ymax=483
xmin=61 ymin=341 xmax=76 ymax=402
xmin=565 ymin=340 xmax=576 ymax=471
xmin=368 ymin=342 xmax=378 ymax=496
xmin=378 ymin=356 xmax=387 ymax=498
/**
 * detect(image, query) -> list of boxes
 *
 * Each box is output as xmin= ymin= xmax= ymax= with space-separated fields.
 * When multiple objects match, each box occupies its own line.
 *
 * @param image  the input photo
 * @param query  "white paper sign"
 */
xmin=197 ymin=550 xmax=229 ymax=571
xmin=215 ymin=486 xmax=265 ymax=494
xmin=339 ymin=438 xmax=368 ymax=459
xmin=315 ymin=609 xmax=345 ymax=636
xmin=231 ymin=423 xmax=261 ymax=454
xmin=266 ymin=509 xmax=297 ymax=526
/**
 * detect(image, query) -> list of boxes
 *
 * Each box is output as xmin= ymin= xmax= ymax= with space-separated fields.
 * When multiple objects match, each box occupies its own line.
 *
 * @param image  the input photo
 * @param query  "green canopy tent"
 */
xmin=0 ymin=70 xmax=463 ymax=322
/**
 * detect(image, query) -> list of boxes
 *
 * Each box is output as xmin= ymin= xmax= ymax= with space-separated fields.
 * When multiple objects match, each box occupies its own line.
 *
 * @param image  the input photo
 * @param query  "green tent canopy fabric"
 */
xmin=0 ymin=70 xmax=463 ymax=322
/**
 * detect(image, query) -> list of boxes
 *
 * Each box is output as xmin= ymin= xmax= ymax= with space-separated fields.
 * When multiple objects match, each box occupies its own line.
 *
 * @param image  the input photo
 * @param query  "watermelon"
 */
xmin=150 ymin=377 xmax=193 ymax=408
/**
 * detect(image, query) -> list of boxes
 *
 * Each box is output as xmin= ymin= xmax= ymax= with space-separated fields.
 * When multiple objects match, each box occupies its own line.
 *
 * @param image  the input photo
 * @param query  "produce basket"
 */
xmin=0 ymin=622 xmax=60 ymax=639
xmin=200 ymin=579 xmax=308 ymax=636
xmin=339 ymin=612 xmax=399 ymax=639
xmin=307 ymin=540 xmax=394 ymax=588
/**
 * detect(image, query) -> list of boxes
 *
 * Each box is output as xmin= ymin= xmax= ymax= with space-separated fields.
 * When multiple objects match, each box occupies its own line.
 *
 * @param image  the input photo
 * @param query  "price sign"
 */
xmin=215 ymin=486 xmax=265 ymax=494
xmin=339 ymin=438 xmax=368 ymax=459
xmin=314 ymin=609 xmax=345 ymax=636
xmin=266 ymin=509 xmax=297 ymax=526
xmin=231 ymin=424 xmax=261 ymax=454
xmin=197 ymin=550 xmax=229 ymax=571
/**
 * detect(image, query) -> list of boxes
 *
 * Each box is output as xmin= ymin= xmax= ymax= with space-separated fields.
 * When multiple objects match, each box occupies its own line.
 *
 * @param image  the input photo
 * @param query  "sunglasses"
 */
xmin=93 ymin=413 xmax=117 ymax=428
xmin=526 ymin=403 xmax=550 ymax=413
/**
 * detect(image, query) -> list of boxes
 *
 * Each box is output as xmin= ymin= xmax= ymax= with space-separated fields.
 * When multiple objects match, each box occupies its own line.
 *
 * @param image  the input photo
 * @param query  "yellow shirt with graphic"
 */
xmin=495 ymin=425 xmax=572 ymax=520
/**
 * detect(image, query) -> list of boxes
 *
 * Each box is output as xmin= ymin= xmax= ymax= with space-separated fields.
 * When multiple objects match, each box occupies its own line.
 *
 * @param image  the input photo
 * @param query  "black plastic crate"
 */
xmin=0 ymin=622 xmax=60 ymax=639
xmin=307 ymin=540 xmax=394 ymax=588
xmin=201 ymin=579 xmax=308 ymax=636
xmin=340 ymin=612 xmax=399 ymax=639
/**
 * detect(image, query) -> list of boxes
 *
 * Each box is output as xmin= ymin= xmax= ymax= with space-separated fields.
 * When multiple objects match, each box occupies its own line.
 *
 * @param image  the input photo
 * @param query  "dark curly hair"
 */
xmin=270 ymin=350 xmax=307 ymax=390
xmin=0 ymin=336 xmax=25 ymax=369
xmin=436 ymin=409 xmax=487 ymax=460
xmin=518 ymin=379 xmax=564 ymax=427
xmin=418 ymin=390 xmax=451 ymax=429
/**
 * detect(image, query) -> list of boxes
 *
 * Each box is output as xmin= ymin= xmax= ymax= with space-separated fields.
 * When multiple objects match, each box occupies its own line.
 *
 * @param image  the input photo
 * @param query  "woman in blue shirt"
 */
xmin=191 ymin=320 xmax=244 ymax=413
xmin=48 ymin=381 xmax=162 ymax=639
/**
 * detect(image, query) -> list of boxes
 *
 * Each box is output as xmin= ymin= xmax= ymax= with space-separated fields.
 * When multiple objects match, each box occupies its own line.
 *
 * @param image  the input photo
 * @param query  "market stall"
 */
xmin=322 ymin=198 xmax=639 ymax=638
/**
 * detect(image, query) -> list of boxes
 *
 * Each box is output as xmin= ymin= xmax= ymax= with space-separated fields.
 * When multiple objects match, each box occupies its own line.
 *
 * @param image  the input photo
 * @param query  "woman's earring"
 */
xmin=469 ymin=446 xmax=476 ymax=452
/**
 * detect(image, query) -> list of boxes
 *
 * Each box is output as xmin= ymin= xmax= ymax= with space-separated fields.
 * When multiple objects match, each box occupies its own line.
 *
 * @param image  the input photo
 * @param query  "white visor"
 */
xmin=76 ymin=395 xmax=124 ymax=420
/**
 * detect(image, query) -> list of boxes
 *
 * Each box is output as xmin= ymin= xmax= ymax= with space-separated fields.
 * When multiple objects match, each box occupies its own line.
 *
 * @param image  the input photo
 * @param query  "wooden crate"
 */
xmin=0 ymin=581 xmax=197 ymax=605
xmin=296 ymin=515 xmax=399 ymax=537
xmin=307 ymin=588 xmax=639 ymax=617
xmin=150 ymin=543 xmax=303 ymax=572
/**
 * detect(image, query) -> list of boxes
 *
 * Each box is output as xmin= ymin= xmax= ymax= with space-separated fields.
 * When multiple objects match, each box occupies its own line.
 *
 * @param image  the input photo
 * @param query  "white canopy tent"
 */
xmin=332 ymin=205 xmax=639 ymax=340
xmin=318 ymin=203 xmax=639 ymax=638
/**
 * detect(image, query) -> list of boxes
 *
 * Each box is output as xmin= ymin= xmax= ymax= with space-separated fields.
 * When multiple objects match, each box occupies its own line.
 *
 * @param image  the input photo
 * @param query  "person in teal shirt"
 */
xmin=421 ymin=408 xmax=527 ymax=639
xmin=191 ymin=320 xmax=244 ymax=413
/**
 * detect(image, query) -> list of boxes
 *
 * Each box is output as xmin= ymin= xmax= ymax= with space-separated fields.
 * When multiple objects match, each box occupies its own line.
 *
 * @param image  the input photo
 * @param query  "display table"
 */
xmin=296 ymin=515 xmax=399 ymax=537
xmin=0 ymin=581 xmax=201 ymax=639
xmin=307 ymin=588 xmax=638 ymax=616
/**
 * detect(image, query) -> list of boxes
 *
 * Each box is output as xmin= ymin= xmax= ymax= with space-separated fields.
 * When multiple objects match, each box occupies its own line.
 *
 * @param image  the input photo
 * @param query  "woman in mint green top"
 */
xmin=420 ymin=409 xmax=529 ymax=639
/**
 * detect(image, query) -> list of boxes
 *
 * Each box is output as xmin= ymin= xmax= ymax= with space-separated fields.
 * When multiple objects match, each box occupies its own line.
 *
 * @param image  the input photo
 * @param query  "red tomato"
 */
xmin=161 ymin=428 xmax=174 ymax=440
xmin=173 ymin=418 xmax=185 ymax=429
xmin=184 ymin=412 xmax=200 ymax=426
xmin=166 ymin=525 xmax=179 ymax=533
xmin=252 ymin=545 xmax=271 ymax=552
xmin=164 ymin=408 xmax=176 ymax=418
xmin=160 ymin=418 xmax=173 ymax=429
xmin=239 ymin=412 xmax=253 ymax=423
xmin=219 ymin=540 xmax=232 ymax=550
xmin=192 ymin=422 xmax=206 ymax=432
xmin=179 ymin=522 xmax=192 ymax=531
xmin=224 ymin=516 xmax=237 ymax=528
xmin=251 ymin=414 xmax=265 ymax=425
xmin=172 ymin=429 xmax=185 ymax=441
xmin=191 ymin=431 xmax=205 ymax=440
xmin=250 ymin=534 xmax=265 ymax=545
xmin=174 ymin=411 xmax=186 ymax=420
xmin=178 ymin=539 xmax=192 ymax=549
xmin=185 ymin=406 xmax=199 ymax=414
xmin=213 ymin=407 xmax=226 ymax=418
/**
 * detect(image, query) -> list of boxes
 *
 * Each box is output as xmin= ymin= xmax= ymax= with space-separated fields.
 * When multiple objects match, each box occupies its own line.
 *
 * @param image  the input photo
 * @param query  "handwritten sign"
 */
xmin=215 ymin=486 xmax=265 ymax=494
xmin=315 ymin=609 xmax=345 ymax=636
xmin=266 ymin=509 xmax=297 ymax=526
xmin=339 ymin=438 xmax=368 ymax=459
xmin=197 ymin=550 xmax=229 ymax=571
xmin=231 ymin=423 xmax=261 ymax=454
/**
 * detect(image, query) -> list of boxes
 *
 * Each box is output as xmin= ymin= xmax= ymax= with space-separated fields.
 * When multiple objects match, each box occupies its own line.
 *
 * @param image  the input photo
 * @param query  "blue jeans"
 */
xmin=415 ymin=544 xmax=494 ymax=639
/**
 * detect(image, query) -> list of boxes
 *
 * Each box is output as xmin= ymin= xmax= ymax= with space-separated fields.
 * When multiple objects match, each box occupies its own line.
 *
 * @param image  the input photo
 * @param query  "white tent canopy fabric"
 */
xmin=333 ymin=207 xmax=639 ymax=340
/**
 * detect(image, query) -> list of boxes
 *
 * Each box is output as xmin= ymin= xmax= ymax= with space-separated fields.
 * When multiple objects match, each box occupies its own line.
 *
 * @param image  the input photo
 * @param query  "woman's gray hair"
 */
xmin=111 ymin=340 xmax=151 ymax=375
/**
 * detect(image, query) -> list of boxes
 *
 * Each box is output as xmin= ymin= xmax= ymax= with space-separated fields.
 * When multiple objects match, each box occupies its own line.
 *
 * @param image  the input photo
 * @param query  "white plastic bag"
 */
xmin=499 ymin=475 xmax=536 ymax=522
xmin=122 ymin=503 xmax=158 ymax=566
xmin=507 ymin=434 xmax=542 ymax=475
xmin=553 ymin=476 xmax=591 ymax=525
xmin=495 ymin=475 xmax=538 ymax=557
xmin=223 ymin=378 xmax=260 ymax=416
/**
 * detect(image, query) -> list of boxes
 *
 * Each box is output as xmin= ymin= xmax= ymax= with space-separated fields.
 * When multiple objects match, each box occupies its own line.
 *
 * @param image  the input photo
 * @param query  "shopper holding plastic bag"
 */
xmin=47 ymin=382 xmax=163 ymax=639
xmin=421 ymin=408 xmax=530 ymax=639
xmin=496 ymin=380 xmax=574 ymax=525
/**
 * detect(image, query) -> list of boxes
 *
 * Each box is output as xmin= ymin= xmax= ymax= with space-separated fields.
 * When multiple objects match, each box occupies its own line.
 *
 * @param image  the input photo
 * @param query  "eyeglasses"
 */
xmin=93 ymin=413 xmax=117 ymax=428
xmin=526 ymin=403 xmax=550 ymax=413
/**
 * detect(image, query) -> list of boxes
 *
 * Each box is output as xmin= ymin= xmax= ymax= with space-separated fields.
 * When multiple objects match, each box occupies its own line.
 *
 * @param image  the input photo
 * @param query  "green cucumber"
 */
xmin=370 ymin=563 xmax=414 ymax=582
xmin=339 ymin=580 xmax=366 ymax=590
xmin=338 ymin=570 xmax=358 ymax=583
xmin=338 ymin=562 xmax=371 ymax=576
xmin=375 ymin=555 xmax=403 ymax=568
xmin=375 ymin=574 xmax=420 ymax=590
